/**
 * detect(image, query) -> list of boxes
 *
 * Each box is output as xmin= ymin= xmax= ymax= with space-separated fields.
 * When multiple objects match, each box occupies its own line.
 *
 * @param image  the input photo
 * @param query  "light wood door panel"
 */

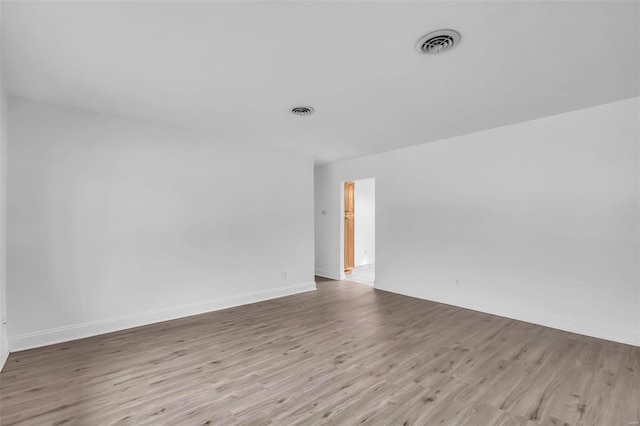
xmin=344 ymin=181 xmax=355 ymax=274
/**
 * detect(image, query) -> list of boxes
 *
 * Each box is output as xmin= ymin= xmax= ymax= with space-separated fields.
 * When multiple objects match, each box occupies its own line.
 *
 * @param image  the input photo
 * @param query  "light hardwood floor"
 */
xmin=1 ymin=278 xmax=638 ymax=425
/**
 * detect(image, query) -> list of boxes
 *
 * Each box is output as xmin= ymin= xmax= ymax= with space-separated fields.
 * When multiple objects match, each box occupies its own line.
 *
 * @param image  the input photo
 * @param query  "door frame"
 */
xmin=339 ymin=177 xmax=375 ymax=283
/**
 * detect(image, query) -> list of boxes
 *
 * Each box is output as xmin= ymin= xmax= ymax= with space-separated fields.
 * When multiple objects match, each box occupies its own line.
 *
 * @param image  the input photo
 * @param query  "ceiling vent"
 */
xmin=416 ymin=29 xmax=461 ymax=54
xmin=291 ymin=106 xmax=315 ymax=116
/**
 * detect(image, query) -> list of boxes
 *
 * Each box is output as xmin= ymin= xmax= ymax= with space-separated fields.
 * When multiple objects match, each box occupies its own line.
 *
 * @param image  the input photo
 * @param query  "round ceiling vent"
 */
xmin=291 ymin=106 xmax=314 ymax=116
xmin=416 ymin=29 xmax=461 ymax=54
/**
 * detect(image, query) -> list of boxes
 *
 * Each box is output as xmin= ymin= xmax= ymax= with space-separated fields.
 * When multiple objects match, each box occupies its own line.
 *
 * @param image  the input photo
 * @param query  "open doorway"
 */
xmin=344 ymin=178 xmax=375 ymax=286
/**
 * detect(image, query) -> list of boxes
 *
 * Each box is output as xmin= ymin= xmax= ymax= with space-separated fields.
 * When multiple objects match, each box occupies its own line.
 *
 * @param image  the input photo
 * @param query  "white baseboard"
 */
xmin=9 ymin=281 xmax=316 ymax=352
xmin=0 ymin=344 xmax=8 ymax=372
xmin=375 ymin=284 xmax=639 ymax=347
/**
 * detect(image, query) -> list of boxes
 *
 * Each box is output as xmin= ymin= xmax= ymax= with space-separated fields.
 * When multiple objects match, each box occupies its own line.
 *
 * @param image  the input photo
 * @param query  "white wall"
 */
xmin=0 ymin=88 xmax=7 ymax=369
xmin=315 ymin=97 xmax=640 ymax=346
xmin=354 ymin=178 xmax=375 ymax=266
xmin=0 ymin=0 xmax=10 ymax=370
xmin=7 ymin=98 xmax=315 ymax=351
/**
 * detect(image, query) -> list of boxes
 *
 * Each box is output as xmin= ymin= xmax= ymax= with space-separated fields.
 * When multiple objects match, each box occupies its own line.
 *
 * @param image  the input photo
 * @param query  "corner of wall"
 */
xmin=0 ymin=344 xmax=8 ymax=372
xmin=314 ymin=268 xmax=341 ymax=281
xmin=0 ymin=0 xmax=9 ymax=368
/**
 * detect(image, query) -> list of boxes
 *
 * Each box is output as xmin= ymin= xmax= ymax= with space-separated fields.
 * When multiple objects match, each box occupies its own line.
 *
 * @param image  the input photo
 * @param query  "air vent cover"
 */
xmin=291 ymin=106 xmax=314 ymax=116
xmin=416 ymin=29 xmax=461 ymax=54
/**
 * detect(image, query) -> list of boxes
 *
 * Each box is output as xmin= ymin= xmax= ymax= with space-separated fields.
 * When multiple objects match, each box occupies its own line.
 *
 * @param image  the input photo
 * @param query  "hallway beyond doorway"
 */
xmin=348 ymin=263 xmax=375 ymax=286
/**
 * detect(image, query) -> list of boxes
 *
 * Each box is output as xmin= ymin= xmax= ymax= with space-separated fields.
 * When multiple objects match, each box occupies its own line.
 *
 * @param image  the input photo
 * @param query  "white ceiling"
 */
xmin=2 ymin=1 xmax=639 ymax=163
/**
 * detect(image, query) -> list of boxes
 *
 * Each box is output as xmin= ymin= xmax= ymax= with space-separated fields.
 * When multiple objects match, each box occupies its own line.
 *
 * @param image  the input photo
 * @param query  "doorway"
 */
xmin=343 ymin=178 xmax=375 ymax=286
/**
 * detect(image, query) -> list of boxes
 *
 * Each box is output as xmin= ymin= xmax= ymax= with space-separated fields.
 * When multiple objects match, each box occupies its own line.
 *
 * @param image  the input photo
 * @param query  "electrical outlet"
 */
xmin=281 ymin=270 xmax=287 ymax=279
xmin=456 ymin=279 xmax=459 ymax=285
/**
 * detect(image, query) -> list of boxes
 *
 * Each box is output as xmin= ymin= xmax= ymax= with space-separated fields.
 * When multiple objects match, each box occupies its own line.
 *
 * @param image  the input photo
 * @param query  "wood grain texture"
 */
xmin=1 ymin=278 xmax=638 ymax=425
xmin=344 ymin=181 xmax=355 ymax=275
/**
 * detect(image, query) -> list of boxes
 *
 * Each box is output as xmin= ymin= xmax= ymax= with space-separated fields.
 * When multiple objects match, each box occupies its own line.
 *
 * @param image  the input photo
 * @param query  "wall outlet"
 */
xmin=456 ymin=279 xmax=459 ymax=285
xmin=281 ymin=270 xmax=287 ymax=279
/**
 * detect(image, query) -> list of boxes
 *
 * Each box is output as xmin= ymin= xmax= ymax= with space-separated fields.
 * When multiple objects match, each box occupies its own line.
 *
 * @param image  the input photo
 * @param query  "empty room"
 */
xmin=0 ymin=0 xmax=639 ymax=425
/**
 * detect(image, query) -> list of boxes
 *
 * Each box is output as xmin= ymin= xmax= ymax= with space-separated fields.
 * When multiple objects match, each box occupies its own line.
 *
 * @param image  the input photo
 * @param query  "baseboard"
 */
xmin=315 ymin=267 xmax=341 ymax=281
xmin=9 ymin=281 xmax=317 ymax=352
xmin=375 ymin=284 xmax=640 ymax=347
xmin=0 ymin=344 xmax=8 ymax=372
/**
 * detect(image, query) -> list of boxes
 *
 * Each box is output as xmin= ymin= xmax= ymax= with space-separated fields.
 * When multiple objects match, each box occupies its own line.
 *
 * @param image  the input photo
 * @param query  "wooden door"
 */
xmin=344 ymin=181 xmax=355 ymax=274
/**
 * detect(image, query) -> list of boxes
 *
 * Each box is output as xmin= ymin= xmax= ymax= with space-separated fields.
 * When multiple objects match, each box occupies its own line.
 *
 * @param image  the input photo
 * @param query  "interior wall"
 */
xmin=354 ymin=178 xmax=375 ymax=266
xmin=315 ymin=97 xmax=640 ymax=346
xmin=0 ymin=0 xmax=9 ymax=368
xmin=7 ymin=98 xmax=315 ymax=351
xmin=0 ymin=91 xmax=7 ymax=368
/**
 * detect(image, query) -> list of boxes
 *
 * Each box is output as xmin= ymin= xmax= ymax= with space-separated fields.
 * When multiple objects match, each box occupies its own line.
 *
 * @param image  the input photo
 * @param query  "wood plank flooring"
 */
xmin=1 ymin=278 xmax=638 ymax=425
